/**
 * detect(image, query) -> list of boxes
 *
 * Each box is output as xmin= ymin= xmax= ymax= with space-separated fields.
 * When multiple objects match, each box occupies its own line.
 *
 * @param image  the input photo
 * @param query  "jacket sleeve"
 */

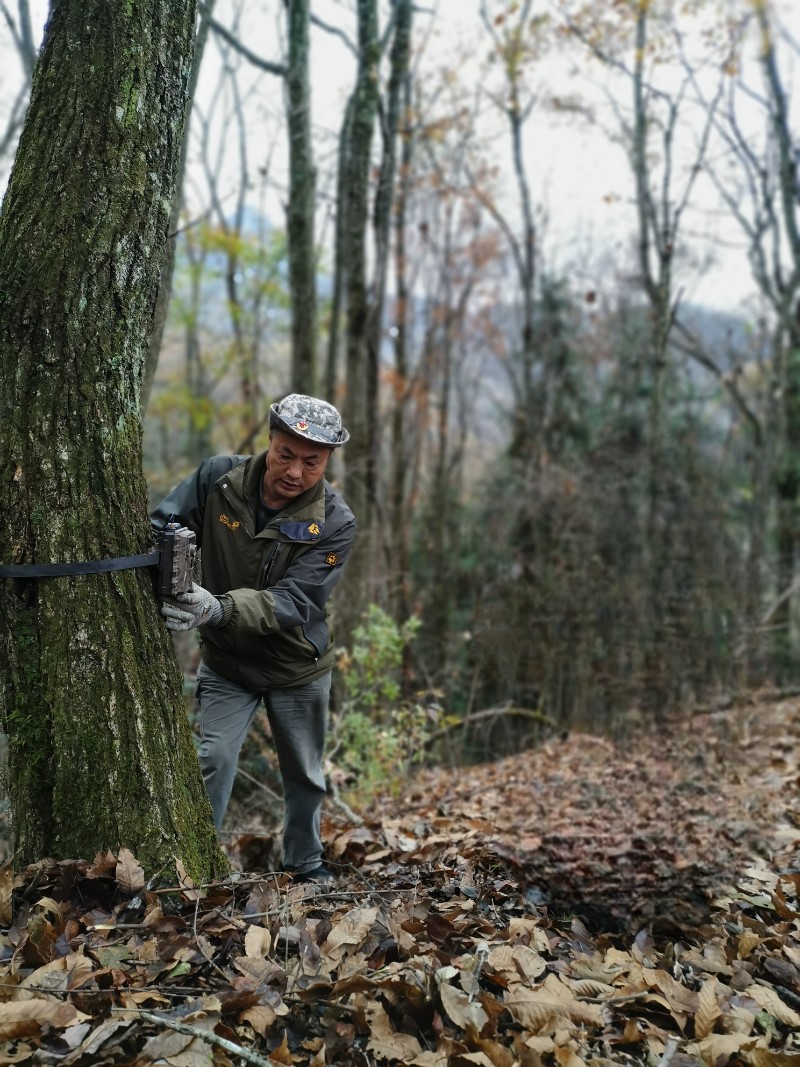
xmin=224 ymin=514 xmax=357 ymax=638
xmin=151 ymin=455 xmax=241 ymax=542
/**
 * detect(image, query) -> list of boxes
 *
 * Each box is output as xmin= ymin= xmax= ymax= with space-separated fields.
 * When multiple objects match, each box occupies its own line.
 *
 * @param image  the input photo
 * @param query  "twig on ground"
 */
xmin=657 ymin=1036 xmax=681 ymax=1067
xmin=116 ymin=1008 xmax=276 ymax=1066
xmin=190 ymin=888 xmax=229 ymax=982
xmin=236 ymin=767 xmax=283 ymax=802
xmin=425 ymin=703 xmax=556 ymax=746
xmin=326 ymin=780 xmax=364 ymax=825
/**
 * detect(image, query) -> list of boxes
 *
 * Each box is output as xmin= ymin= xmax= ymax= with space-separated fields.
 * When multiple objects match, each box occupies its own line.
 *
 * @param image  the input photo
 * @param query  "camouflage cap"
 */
xmin=269 ymin=393 xmax=350 ymax=447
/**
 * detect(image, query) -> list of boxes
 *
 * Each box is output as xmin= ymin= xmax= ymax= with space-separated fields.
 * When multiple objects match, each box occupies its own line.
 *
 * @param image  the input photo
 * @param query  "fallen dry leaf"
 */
xmin=0 ymin=999 xmax=86 ymax=1041
xmin=115 ymin=847 xmax=145 ymax=896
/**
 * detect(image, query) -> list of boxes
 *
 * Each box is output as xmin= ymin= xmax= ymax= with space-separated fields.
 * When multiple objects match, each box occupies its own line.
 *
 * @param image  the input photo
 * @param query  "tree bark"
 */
xmin=142 ymin=0 xmax=217 ymax=414
xmin=325 ymin=96 xmax=353 ymax=401
xmin=367 ymin=0 xmax=412 ymax=420
xmin=754 ymin=0 xmax=800 ymax=676
xmin=339 ymin=0 xmax=380 ymax=630
xmin=388 ymin=67 xmax=414 ymax=630
xmin=286 ymin=0 xmax=318 ymax=392
xmin=0 ymin=0 xmax=226 ymax=879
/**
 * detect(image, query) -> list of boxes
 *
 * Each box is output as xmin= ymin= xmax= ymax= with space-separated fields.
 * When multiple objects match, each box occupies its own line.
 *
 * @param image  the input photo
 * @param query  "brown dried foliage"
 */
xmin=0 ymin=697 xmax=797 ymax=1065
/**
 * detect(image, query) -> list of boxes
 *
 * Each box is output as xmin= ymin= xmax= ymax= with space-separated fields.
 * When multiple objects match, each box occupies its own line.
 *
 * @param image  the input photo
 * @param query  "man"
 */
xmin=152 ymin=394 xmax=356 ymax=883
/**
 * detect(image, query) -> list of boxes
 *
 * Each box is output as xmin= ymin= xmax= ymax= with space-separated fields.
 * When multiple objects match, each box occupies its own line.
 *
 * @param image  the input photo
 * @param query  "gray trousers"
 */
xmin=195 ymin=661 xmax=330 ymax=874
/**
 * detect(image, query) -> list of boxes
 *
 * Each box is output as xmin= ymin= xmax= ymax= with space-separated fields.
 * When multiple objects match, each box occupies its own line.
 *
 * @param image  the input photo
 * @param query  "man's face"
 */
xmin=262 ymin=430 xmax=332 ymax=508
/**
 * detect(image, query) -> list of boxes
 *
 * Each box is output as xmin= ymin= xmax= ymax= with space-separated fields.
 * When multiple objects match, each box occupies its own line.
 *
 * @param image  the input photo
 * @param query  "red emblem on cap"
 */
xmin=296 ymin=419 xmax=309 ymax=432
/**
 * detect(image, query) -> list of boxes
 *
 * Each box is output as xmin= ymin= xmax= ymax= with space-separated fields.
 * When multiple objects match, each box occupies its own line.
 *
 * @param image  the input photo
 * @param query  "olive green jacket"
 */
xmin=152 ymin=451 xmax=356 ymax=691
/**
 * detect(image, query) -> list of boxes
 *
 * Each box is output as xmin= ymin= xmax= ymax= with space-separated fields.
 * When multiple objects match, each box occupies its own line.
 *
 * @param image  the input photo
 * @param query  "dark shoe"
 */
xmin=291 ymin=864 xmax=336 ymax=884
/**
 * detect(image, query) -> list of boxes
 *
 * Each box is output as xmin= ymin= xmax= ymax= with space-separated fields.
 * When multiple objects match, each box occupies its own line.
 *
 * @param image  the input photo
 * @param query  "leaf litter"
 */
xmin=0 ymin=696 xmax=798 ymax=1065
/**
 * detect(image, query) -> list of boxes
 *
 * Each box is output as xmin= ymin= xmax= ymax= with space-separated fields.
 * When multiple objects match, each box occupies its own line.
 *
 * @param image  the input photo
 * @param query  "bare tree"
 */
xmin=478 ymin=0 xmax=539 ymax=464
xmin=0 ymin=1 xmax=39 ymax=171
xmin=143 ymin=0 xmax=218 ymax=411
xmin=690 ymin=1 xmax=800 ymax=672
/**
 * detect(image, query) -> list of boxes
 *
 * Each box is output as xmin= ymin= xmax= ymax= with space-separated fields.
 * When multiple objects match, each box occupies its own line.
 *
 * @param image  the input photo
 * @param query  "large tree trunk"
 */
xmin=0 ymin=0 xmax=226 ymax=879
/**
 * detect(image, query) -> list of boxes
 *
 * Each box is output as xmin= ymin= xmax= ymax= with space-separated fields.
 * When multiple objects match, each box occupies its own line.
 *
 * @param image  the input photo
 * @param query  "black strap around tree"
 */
xmin=0 ymin=552 xmax=160 ymax=579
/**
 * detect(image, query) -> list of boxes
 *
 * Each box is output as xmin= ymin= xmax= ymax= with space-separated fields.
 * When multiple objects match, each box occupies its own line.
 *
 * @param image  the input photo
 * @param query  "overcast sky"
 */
xmin=1 ymin=1 xmax=797 ymax=316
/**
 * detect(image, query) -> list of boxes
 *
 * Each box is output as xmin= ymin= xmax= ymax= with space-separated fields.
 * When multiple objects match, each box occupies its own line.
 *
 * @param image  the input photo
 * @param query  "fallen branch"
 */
xmin=426 ymin=703 xmax=556 ymax=745
xmin=326 ymin=775 xmax=364 ymax=825
xmin=117 ymin=1008 xmax=276 ymax=1067
xmin=657 ymin=1035 xmax=681 ymax=1067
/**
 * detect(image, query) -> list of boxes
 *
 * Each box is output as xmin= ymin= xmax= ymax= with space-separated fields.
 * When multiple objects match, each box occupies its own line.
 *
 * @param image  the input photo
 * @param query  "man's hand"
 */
xmin=160 ymin=583 xmax=224 ymax=631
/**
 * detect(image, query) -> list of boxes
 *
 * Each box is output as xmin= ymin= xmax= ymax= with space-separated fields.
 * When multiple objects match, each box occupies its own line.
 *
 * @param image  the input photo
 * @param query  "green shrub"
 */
xmin=330 ymin=606 xmax=451 ymax=806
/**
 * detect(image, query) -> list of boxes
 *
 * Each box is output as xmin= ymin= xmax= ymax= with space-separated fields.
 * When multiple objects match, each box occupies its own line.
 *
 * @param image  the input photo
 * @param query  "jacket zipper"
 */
xmin=258 ymin=540 xmax=282 ymax=589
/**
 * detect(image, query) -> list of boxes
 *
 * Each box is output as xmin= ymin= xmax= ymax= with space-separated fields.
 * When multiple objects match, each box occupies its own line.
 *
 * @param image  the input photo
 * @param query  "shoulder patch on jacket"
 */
xmin=325 ymin=552 xmax=339 ymax=566
xmin=280 ymin=520 xmax=323 ymax=541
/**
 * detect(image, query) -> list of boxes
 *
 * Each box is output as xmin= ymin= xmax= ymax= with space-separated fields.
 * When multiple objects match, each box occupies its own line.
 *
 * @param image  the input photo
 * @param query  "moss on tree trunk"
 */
xmin=0 ymin=0 xmax=227 ymax=880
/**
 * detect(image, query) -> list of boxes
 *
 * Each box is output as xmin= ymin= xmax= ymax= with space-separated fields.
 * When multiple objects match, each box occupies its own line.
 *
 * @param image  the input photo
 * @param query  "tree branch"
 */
xmin=16 ymin=0 xmax=36 ymax=74
xmin=670 ymin=318 xmax=763 ymax=444
xmin=199 ymin=3 xmax=287 ymax=76
xmin=311 ymin=11 xmax=357 ymax=56
xmin=0 ymin=81 xmax=29 ymax=161
xmin=0 ymin=1 xmax=23 ymax=62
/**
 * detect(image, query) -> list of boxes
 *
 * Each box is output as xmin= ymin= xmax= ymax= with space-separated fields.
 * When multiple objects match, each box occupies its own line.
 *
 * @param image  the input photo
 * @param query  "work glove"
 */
xmin=160 ymin=582 xmax=224 ymax=631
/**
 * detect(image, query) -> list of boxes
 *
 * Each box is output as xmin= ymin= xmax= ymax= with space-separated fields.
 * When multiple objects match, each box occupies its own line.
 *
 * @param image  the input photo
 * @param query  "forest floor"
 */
xmin=0 ymin=694 xmax=798 ymax=1066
